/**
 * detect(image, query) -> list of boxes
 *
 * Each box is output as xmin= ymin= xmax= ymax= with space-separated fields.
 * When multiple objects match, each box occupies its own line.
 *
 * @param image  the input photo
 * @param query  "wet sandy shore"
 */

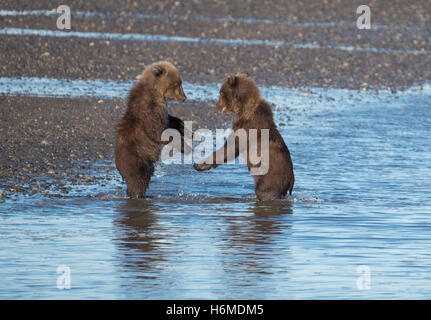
xmin=0 ymin=96 xmax=232 ymax=197
xmin=1 ymin=0 xmax=430 ymax=88
xmin=0 ymin=0 xmax=430 ymax=198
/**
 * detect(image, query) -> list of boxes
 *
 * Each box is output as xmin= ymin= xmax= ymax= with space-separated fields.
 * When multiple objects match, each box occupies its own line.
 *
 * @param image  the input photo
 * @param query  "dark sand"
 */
xmin=0 ymin=96 xmax=232 ymax=196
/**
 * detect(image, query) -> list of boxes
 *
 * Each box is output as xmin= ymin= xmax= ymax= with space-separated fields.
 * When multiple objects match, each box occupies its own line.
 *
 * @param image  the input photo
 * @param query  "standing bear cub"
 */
xmin=194 ymin=71 xmax=295 ymax=201
xmin=115 ymin=61 xmax=188 ymax=198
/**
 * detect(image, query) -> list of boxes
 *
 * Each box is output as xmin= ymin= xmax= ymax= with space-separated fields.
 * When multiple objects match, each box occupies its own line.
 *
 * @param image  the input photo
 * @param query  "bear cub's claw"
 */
xmin=193 ymin=163 xmax=213 ymax=171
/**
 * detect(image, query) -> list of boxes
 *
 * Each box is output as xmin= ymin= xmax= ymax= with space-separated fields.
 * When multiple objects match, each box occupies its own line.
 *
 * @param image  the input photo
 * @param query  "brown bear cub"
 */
xmin=193 ymin=72 xmax=295 ymax=201
xmin=115 ymin=61 xmax=189 ymax=198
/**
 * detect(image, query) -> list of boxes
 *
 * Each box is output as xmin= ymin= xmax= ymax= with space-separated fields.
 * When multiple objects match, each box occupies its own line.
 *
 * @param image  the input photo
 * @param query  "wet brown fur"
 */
xmin=194 ymin=72 xmax=295 ymax=201
xmin=115 ymin=61 xmax=188 ymax=198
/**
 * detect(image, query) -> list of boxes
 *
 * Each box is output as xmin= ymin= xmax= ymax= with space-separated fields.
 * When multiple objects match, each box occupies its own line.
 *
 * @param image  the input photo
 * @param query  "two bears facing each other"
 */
xmin=115 ymin=61 xmax=294 ymax=200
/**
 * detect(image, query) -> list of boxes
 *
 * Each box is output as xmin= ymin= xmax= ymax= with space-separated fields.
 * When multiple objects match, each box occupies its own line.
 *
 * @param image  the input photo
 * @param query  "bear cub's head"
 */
xmin=143 ymin=60 xmax=186 ymax=102
xmin=216 ymin=71 xmax=260 ymax=115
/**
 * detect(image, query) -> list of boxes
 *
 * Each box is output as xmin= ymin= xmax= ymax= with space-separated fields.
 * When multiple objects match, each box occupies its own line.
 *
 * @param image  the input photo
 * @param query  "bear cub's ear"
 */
xmin=152 ymin=65 xmax=165 ymax=77
xmin=227 ymin=74 xmax=238 ymax=87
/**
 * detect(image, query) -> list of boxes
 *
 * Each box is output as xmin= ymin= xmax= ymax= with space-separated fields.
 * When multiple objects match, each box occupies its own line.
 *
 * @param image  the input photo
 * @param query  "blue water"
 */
xmin=1 ymin=85 xmax=431 ymax=299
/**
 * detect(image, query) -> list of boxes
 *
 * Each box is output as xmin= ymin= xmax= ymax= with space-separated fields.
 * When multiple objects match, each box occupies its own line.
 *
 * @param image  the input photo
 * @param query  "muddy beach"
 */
xmin=0 ymin=96 xmax=232 ymax=198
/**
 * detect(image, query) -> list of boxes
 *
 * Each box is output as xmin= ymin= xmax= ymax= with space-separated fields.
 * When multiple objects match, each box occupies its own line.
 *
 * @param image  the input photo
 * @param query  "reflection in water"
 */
xmin=112 ymin=197 xmax=293 ymax=296
xmin=113 ymin=199 xmax=163 ymax=280
xmin=218 ymin=200 xmax=293 ymax=292
xmin=252 ymin=199 xmax=293 ymax=216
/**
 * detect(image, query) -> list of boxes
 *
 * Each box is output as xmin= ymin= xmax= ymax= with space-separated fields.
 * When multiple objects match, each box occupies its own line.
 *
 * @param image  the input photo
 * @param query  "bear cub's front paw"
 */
xmin=193 ymin=162 xmax=213 ymax=171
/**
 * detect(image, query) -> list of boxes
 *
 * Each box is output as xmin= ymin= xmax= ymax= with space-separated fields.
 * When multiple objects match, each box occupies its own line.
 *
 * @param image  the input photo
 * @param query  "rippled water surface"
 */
xmin=1 ymin=86 xmax=431 ymax=299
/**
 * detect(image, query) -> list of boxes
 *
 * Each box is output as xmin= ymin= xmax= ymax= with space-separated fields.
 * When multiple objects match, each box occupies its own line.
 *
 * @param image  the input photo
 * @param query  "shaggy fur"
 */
xmin=115 ymin=61 xmax=188 ymax=198
xmin=194 ymin=71 xmax=294 ymax=200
